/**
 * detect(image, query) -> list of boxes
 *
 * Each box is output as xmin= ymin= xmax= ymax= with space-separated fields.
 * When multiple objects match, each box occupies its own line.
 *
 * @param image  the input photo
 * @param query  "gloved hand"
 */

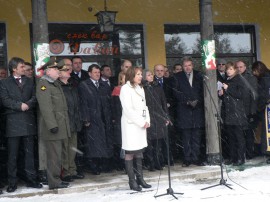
xmin=50 ymin=127 xmax=59 ymax=134
xmin=188 ymin=100 xmax=198 ymax=108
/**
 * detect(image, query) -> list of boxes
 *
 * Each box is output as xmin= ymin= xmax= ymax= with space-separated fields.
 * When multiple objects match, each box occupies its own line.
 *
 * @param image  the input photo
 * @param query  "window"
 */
xmin=164 ymin=24 xmax=257 ymax=70
xmin=30 ymin=23 xmax=145 ymax=76
xmin=0 ymin=23 xmax=7 ymax=68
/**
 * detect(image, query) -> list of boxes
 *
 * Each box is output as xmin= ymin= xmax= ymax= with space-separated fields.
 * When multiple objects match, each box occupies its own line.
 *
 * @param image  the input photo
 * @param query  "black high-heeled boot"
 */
xmin=135 ymin=158 xmax=151 ymax=188
xmin=125 ymin=160 xmax=142 ymax=191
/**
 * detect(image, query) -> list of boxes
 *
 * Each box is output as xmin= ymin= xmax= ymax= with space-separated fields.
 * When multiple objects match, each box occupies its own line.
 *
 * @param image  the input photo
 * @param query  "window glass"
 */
xmin=0 ymin=23 xmax=7 ymax=68
xmin=164 ymin=24 xmax=256 ymax=70
xmin=119 ymin=31 xmax=142 ymax=55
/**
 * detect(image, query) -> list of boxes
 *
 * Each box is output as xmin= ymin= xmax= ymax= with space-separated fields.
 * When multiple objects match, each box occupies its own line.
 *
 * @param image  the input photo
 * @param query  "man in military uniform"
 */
xmin=36 ymin=58 xmax=71 ymax=190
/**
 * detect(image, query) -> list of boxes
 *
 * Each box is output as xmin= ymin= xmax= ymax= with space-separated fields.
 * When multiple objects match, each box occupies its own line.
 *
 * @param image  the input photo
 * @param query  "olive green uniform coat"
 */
xmin=36 ymin=75 xmax=70 ymax=189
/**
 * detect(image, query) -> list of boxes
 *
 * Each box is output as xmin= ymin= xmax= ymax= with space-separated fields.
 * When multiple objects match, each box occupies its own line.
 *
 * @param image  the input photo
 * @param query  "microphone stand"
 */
xmin=154 ymin=123 xmax=184 ymax=199
xmin=201 ymin=75 xmax=232 ymax=190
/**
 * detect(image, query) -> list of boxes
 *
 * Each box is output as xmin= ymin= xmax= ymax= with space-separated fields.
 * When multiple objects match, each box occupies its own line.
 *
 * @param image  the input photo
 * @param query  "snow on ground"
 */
xmin=0 ymin=165 xmax=270 ymax=202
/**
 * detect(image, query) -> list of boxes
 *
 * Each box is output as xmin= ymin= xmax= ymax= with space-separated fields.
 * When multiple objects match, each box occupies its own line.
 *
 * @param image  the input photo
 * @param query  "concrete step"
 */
xmin=0 ymin=164 xmax=221 ymax=198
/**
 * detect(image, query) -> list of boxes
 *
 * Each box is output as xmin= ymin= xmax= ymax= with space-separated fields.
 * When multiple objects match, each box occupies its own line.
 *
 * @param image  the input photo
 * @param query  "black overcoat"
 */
xmin=111 ymin=86 xmax=122 ymax=145
xmin=240 ymin=71 xmax=258 ymax=116
xmin=172 ymin=70 xmax=205 ymax=129
xmin=221 ymin=74 xmax=248 ymax=127
xmin=78 ymin=79 xmax=112 ymax=158
xmin=257 ymin=72 xmax=270 ymax=112
xmin=144 ymin=82 xmax=168 ymax=140
xmin=0 ymin=76 xmax=36 ymax=137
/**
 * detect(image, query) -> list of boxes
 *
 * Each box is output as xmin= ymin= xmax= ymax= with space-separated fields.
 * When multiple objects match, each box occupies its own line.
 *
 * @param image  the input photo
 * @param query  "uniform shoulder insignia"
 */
xmin=41 ymin=86 xmax=47 ymax=91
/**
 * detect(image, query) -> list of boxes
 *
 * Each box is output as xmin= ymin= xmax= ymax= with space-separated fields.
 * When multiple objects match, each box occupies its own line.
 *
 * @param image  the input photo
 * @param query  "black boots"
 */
xmin=134 ymin=158 xmax=151 ymax=189
xmin=125 ymin=160 xmax=142 ymax=191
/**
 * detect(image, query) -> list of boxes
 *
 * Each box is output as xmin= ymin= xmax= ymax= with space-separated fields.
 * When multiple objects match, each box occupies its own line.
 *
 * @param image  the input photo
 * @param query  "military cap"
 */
xmin=57 ymin=59 xmax=69 ymax=71
xmin=40 ymin=57 xmax=58 ymax=70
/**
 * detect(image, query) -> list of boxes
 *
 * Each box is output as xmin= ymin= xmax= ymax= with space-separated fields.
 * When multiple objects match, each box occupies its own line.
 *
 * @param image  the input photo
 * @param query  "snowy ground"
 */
xmin=0 ymin=163 xmax=269 ymax=202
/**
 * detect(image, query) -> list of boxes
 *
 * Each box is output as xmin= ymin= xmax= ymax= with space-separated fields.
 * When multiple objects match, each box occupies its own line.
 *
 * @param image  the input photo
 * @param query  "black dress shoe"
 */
xmin=266 ymin=158 xmax=270 ymax=164
xmin=7 ymin=184 xmax=17 ymax=193
xmin=0 ymin=182 xmax=5 ymax=189
xmin=38 ymin=170 xmax=48 ymax=185
xmin=27 ymin=181 xmax=43 ymax=189
xmin=72 ymin=173 xmax=85 ymax=179
xmin=154 ymin=165 xmax=163 ymax=170
xmin=182 ymin=161 xmax=190 ymax=167
xmin=233 ymin=160 xmax=245 ymax=166
xmin=49 ymin=182 xmax=70 ymax=190
xmin=193 ymin=161 xmax=206 ymax=166
xmin=0 ymin=190 xmax=2 ymax=195
xmin=61 ymin=175 xmax=74 ymax=182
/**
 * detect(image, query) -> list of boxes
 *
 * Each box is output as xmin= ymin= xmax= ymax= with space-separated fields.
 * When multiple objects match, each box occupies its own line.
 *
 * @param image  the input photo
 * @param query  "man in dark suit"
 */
xmin=153 ymin=64 xmax=175 ymax=166
xmin=0 ymin=57 xmax=42 ymax=192
xmin=69 ymin=56 xmax=89 ymax=172
xmin=216 ymin=58 xmax=229 ymax=159
xmin=78 ymin=64 xmax=112 ymax=174
xmin=69 ymin=56 xmax=89 ymax=87
xmin=216 ymin=59 xmax=227 ymax=83
xmin=100 ymin=64 xmax=114 ymax=91
xmin=172 ymin=56 xmax=205 ymax=167
xmin=236 ymin=60 xmax=258 ymax=159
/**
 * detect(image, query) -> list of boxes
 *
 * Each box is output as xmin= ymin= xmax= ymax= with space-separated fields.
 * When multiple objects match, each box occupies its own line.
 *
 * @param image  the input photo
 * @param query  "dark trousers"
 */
xmin=145 ymin=138 xmax=164 ymax=169
xmin=182 ymin=128 xmax=202 ymax=162
xmin=226 ymin=125 xmax=246 ymax=162
xmin=7 ymin=136 xmax=36 ymax=185
xmin=244 ymin=128 xmax=255 ymax=159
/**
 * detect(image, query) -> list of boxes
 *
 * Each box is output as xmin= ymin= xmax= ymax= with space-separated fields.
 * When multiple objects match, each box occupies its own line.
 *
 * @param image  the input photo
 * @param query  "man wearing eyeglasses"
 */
xmin=56 ymin=59 xmax=84 ymax=182
xmin=216 ymin=59 xmax=227 ymax=83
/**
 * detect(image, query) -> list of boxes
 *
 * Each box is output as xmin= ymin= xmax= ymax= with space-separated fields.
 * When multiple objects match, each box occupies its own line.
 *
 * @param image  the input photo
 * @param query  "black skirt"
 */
xmin=125 ymin=148 xmax=145 ymax=154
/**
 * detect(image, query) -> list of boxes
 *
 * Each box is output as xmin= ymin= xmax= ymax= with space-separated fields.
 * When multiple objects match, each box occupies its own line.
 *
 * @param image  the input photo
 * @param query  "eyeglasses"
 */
xmin=218 ymin=64 xmax=225 ymax=66
xmin=59 ymin=68 xmax=70 ymax=72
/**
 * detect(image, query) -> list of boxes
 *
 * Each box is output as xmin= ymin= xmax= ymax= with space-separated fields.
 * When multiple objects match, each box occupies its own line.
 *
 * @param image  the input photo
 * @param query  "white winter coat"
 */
xmin=120 ymin=81 xmax=150 ymax=151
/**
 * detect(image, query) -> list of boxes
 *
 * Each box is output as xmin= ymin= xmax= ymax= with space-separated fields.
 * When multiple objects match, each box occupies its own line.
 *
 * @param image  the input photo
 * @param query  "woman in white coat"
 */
xmin=120 ymin=66 xmax=151 ymax=191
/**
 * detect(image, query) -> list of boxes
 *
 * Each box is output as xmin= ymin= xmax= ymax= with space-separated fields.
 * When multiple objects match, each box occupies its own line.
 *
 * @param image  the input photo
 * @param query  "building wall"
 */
xmin=0 ymin=0 xmax=270 ymax=67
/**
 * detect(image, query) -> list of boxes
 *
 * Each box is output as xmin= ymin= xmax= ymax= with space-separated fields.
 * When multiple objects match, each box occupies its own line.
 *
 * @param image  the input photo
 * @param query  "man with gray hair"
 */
xmin=172 ymin=56 xmax=205 ymax=167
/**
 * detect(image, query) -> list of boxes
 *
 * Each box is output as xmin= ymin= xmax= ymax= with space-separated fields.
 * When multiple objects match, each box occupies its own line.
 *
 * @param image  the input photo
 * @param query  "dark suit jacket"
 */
xmin=0 ymin=75 xmax=36 ymax=137
xmin=69 ymin=69 xmax=89 ymax=87
xmin=217 ymin=70 xmax=227 ymax=83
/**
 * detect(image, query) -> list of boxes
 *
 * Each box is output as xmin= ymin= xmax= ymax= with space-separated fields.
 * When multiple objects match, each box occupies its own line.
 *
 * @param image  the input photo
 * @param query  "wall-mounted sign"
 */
xmin=201 ymin=40 xmax=216 ymax=70
xmin=49 ymin=40 xmax=119 ymax=56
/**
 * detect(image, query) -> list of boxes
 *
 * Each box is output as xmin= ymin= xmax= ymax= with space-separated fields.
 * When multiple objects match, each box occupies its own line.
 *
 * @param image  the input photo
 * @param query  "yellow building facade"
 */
xmin=0 ymin=0 xmax=270 ymax=69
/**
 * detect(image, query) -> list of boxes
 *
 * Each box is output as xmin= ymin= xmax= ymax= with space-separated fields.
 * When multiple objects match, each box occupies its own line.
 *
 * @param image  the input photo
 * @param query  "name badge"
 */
xmin=142 ymin=110 xmax=146 ymax=117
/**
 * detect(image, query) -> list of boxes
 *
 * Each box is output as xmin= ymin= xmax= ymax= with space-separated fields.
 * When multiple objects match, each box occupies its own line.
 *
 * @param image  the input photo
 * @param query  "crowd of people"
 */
xmin=0 ymin=55 xmax=269 ymax=193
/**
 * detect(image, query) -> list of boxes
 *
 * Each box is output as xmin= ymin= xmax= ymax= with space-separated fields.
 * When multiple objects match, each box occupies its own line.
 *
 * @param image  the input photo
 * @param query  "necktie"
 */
xmin=104 ymin=79 xmax=110 ymax=86
xmin=158 ymin=78 xmax=163 ymax=87
xmin=15 ymin=78 xmax=22 ymax=89
xmin=187 ymin=73 xmax=192 ymax=86
xmin=95 ymin=81 xmax=99 ymax=88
